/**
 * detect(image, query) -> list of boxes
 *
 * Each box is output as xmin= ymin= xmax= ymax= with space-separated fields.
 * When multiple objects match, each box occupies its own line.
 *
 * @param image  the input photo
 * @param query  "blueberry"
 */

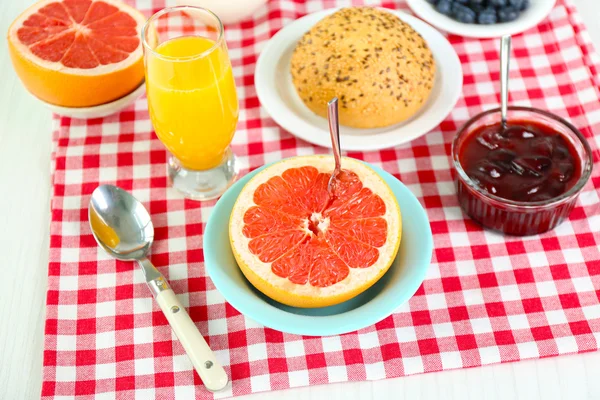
xmin=469 ymin=0 xmax=486 ymax=4
xmin=456 ymin=10 xmax=477 ymax=23
xmin=489 ymin=0 xmax=507 ymax=6
xmin=451 ymin=2 xmax=466 ymax=13
xmin=478 ymin=8 xmax=498 ymax=24
xmin=498 ymin=6 xmax=520 ymax=22
xmin=520 ymin=0 xmax=530 ymax=10
xmin=508 ymin=0 xmax=524 ymax=9
xmin=426 ymin=0 xmax=439 ymax=4
xmin=470 ymin=4 xmax=486 ymax=14
xmin=454 ymin=0 xmax=469 ymax=3
xmin=436 ymin=0 xmax=453 ymax=16
xmin=461 ymin=10 xmax=477 ymax=23
xmin=452 ymin=3 xmax=477 ymax=23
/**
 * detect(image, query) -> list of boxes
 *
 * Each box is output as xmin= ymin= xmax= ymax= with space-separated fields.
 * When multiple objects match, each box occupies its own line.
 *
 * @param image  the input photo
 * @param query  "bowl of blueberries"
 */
xmin=406 ymin=0 xmax=556 ymax=38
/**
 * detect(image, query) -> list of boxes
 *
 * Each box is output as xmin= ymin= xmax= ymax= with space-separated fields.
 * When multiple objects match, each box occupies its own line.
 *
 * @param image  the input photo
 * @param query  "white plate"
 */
xmin=406 ymin=0 xmax=556 ymax=39
xmin=254 ymin=8 xmax=463 ymax=152
xmin=42 ymin=82 xmax=146 ymax=119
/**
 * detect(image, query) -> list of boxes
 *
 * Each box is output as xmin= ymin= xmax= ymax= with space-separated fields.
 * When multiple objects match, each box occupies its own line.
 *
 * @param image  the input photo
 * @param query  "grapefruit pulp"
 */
xmin=229 ymin=156 xmax=402 ymax=308
xmin=7 ymin=0 xmax=146 ymax=107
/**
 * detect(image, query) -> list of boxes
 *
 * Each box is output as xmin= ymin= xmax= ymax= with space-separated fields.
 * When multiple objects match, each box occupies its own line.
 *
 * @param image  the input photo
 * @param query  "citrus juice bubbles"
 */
xmin=146 ymin=36 xmax=239 ymax=170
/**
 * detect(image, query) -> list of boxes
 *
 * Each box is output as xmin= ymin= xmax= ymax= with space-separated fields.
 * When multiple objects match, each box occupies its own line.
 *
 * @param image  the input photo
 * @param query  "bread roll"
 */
xmin=291 ymin=7 xmax=435 ymax=129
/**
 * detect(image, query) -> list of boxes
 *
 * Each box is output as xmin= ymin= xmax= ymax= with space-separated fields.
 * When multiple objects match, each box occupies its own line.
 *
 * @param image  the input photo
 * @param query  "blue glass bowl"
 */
xmin=204 ymin=161 xmax=433 ymax=336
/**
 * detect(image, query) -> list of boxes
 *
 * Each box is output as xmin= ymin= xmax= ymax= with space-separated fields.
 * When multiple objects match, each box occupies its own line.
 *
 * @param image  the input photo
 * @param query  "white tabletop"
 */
xmin=1 ymin=1 xmax=600 ymax=399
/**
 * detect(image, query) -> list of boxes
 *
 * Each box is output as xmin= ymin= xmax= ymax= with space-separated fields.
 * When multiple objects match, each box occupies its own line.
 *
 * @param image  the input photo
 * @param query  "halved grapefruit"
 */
xmin=229 ymin=156 xmax=402 ymax=308
xmin=7 ymin=0 xmax=146 ymax=107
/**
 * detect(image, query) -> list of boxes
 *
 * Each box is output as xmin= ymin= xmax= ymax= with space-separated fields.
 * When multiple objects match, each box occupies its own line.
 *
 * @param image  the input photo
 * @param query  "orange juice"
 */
xmin=146 ymin=36 xmax=239 ymax=170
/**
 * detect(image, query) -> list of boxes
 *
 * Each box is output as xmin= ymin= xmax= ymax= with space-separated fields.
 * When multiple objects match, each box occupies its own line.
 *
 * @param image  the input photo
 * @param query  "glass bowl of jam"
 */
xmin=452 ymin=106 xmax=593 ymax=236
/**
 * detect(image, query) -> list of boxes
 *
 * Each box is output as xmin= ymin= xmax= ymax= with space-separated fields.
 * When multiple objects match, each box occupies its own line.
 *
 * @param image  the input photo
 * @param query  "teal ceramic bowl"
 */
xmin=204 ymin=162 xmax=433 ymax=336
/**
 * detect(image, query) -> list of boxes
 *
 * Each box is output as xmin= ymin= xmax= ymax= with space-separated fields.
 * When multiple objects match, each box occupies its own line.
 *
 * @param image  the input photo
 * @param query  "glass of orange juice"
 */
xmin=142 ymin=7 xmax=239 ymax=200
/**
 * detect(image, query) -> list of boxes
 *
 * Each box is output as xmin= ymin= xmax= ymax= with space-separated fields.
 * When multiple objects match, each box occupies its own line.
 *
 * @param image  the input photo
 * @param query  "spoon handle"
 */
xmin=328 ymin=97 xmax=342 ymax=174
xmin=500 ymin=35 xmax=511 ymax=127
xmin=156 ymin=288 xmax=229 ymax=392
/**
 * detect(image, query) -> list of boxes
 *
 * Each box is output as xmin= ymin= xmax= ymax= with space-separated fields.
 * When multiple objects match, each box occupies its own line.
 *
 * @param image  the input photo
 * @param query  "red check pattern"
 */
xmin=42 ymin=0 xmax=600 ymax=398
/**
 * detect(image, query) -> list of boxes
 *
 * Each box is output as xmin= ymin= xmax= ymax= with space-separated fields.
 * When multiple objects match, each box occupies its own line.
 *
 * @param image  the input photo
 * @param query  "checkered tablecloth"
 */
xmin=42 ymin=0 xmax=600 ymax=398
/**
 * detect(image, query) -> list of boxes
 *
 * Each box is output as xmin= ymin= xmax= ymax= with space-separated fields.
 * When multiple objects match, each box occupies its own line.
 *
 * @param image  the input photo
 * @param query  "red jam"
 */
xmin=454 ymin=115 xmax=589 ymax=236
xmin=459 ymin=120 xmax=582 ymax=202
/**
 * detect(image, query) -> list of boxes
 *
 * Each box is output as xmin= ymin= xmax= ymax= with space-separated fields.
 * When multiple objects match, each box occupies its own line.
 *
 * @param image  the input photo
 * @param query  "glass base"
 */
xmin=167 ymin=148 xmax=238 ymax=201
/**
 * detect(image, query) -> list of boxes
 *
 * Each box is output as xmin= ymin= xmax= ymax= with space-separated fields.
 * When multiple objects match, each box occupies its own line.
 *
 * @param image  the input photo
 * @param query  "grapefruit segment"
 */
xmin=29 ymin=30 xmax=75 ymax=62
xmin=63 ymin=0 xmax=92 ymax=23
xmin=307 ymin=240 xmax=350 ymax=287
xmin=8 ymin=0 xmax=146 ymax=107
xmin=270 ymin=237 xmax=350 ymax=287
xmin=22 ymin=13 xmax=63 ymax=28
xmin=38 ymin=2 xmax=71 ymax=22
xmin=325 ymin=229 xmax=379 ymax=269
xmin=248 ymin=230 xmax=308 ymax=263
xmin=87 ymin=10 xmax=137 ymax=29
xmin=230 ymin=156 xmax=402 ymax=308
xmin=62 ymin=33 xmax=99 ymax=68
xmin=86 ymin=36 xmax=128 ymax=65
xmin=91 ymin=33 xmax=139 ymax=52
xmin=296 ymin=172 xmax=330 ymax=213
xmin=81 ymin=1 xmax=119 ymax=24
xmin=92 ymin=26 xmax=138 ymax=37
xmin=242 ymin=206 xmax=304 ymax=238
xmin=281 ymin=165 xmax=319 ymax=189
xmin=253 ymin=176 xmax=308 ymax=217
xmin=271 ymin=240 xmax=313 ymax=284
xmin=17 ymin=25 xmax=66 ymax=45
xmin=329 ymin=218 xmax=388 ymax=247
xmin=325 ymin=187 xmax=387 ymax=219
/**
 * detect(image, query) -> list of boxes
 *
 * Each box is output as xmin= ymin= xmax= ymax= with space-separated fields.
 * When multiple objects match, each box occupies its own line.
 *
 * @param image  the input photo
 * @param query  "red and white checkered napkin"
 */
xmin=42 ymin=0 xmax=600 ymax=398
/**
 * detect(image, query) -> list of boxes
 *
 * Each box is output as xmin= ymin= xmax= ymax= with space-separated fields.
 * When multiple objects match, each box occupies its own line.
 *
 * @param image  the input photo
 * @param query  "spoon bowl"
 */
xmin=89 ymin=184 xmax=154 ymax=260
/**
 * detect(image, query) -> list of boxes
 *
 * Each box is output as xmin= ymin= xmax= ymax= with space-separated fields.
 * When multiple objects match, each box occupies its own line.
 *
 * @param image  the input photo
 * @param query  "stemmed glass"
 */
xmin=143 ymin=6 xmax=239 ymax=200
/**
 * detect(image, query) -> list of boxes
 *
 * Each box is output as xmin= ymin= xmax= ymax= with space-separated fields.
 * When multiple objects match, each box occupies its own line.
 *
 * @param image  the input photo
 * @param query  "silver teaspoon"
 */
xmin=500 ymin=35 xmax=512 ymax=129
xmin=327 ymin=97 xmax=342 ymax=197
xmin=88 ymin=185 xmax=228 ymax=392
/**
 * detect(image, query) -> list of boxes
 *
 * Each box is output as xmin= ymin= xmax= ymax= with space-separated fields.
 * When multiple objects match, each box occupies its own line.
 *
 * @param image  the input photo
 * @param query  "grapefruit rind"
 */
xmin=229 ymin=155 xmax=402 ymax=308
xmin=7 ymin=0 xmax=146 ymax=107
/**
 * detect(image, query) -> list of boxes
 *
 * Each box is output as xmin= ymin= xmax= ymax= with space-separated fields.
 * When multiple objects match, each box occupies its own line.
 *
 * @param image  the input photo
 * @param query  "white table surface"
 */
xmin=1 ymin=1 xmax=600 ymax=399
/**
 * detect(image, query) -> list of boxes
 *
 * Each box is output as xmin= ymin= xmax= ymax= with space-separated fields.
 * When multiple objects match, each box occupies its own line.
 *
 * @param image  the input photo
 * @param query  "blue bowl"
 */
xmin=204 ymin=162 xmax=433 ymax=336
